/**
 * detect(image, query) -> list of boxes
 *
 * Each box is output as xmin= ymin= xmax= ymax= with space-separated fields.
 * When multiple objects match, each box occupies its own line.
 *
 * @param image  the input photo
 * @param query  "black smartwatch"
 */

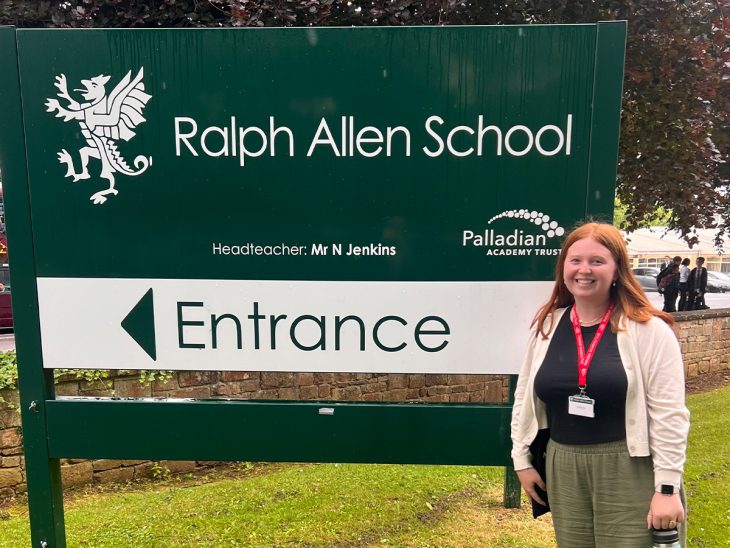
xmin=660 ymin=484 xmax=676 ymax=495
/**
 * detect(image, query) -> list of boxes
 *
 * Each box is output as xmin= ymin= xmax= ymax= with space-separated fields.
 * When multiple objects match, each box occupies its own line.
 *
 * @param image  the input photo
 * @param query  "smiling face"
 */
xmin=562 ymin=236 xmax=618 ymax=308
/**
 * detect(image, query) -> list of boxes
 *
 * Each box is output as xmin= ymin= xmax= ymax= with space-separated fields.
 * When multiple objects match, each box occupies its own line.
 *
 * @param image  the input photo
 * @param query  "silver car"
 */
xmin=631 ymin=267 xmax=660 ymax=293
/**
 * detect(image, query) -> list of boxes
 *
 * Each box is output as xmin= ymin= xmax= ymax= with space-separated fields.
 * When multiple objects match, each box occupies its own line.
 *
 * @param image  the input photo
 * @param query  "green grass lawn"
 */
xmin=0 ymin=385 xmax=727 ymax=547
xmin=683 ymin=385 xmax=730 ymax=547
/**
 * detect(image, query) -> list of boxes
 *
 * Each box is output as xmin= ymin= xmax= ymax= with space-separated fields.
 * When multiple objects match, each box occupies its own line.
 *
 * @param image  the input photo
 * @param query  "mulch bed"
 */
xmin=685 ymin=370 xmax=730 ymax=394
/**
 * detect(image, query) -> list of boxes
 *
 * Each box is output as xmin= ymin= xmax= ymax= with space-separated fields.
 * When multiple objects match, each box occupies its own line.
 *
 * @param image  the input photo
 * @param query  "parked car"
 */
xmin=631 ymin=267 xmax=660 ymax=293
xmin=706 ymin=270 xmax=730 ymax=293
xmin=0 ymin=265 xmax=11 ymax=329
xmin=0 ymin=289 xmax=10 ymax=329
xmin=636 ymin=265 xmax=730 ymax=293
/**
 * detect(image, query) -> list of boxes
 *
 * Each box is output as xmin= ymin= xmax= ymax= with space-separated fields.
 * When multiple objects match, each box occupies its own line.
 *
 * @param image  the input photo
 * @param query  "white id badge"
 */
xmin=568 ymin=395 xmax=595 ymax=418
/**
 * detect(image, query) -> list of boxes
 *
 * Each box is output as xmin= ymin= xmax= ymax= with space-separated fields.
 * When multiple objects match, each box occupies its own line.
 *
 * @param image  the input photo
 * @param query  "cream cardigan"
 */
xmin=510 ymin=307 xmax=690 ymax=491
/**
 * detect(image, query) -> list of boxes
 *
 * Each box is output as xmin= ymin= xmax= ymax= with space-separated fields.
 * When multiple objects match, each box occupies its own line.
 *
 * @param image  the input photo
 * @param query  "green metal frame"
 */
xmin=0 ymin=22 xmax=626 ymax=547
xmin=45 ymin=399 xmax=513 ymax=464
xmin=1 ymin=26 xmax=66 ymax=546
xmin=585 ymin=21 xmax=628 ymax=218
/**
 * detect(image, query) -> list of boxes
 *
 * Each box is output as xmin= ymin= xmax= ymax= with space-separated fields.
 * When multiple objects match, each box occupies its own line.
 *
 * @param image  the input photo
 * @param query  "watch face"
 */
xmin=661 ymin=485 xmax=675 ymax=495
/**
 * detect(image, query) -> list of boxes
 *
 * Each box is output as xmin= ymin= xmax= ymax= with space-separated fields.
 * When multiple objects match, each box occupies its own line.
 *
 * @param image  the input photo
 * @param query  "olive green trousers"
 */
xmin=546 ymin=439 xmax=686 ymax=548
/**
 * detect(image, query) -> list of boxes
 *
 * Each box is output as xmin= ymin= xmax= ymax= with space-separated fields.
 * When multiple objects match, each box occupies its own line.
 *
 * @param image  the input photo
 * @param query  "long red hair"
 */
xmin=533 ymin=222 xmax=672 ymax=337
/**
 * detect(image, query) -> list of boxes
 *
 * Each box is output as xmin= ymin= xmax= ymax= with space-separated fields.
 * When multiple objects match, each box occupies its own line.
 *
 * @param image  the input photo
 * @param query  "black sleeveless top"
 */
xmin=534 ymin=310 xmax=627 ymax=444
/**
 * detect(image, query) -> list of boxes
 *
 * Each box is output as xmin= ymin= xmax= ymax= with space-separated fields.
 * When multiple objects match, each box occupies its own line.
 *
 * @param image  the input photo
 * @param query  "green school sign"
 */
xmin=0 ymin=23 xmax=626 ymax=545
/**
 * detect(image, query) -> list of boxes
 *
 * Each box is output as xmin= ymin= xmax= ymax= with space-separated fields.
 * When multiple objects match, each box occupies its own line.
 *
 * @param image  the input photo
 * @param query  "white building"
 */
xmin=625 ymin=227 xmax=730 ymax=273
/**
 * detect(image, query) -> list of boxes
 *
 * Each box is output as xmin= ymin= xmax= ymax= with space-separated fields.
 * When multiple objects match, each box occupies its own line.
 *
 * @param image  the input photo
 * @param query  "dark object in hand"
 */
xmin=529 ymin=429 xmax=551 ymax=518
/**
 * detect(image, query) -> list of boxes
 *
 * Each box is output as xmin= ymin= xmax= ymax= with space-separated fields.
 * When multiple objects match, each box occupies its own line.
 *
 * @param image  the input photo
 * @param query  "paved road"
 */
xmin=0 ymin=331 xmax=14 ymax=352
xmin=646 ymin=291 xmax=730 ymax=311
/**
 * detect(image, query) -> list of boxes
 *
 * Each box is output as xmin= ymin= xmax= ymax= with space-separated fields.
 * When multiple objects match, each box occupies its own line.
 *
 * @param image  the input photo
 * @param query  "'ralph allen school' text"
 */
xmin=176 ymin=114 xmax=573 ymax=166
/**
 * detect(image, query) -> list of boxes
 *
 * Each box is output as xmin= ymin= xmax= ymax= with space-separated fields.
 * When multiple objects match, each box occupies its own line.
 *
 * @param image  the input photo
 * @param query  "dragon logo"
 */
xmin=45 ymin=68 xmax=152 ymax=205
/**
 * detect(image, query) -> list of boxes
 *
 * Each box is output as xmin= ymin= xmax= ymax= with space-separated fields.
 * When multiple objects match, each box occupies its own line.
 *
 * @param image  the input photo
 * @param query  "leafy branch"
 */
xmin=0 ymin=351 xmax=174 ymax=406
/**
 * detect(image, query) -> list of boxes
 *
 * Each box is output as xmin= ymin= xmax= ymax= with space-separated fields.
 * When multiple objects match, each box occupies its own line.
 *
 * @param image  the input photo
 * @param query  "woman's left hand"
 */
xmin=647 ymin=492 xmax=684 ymax=530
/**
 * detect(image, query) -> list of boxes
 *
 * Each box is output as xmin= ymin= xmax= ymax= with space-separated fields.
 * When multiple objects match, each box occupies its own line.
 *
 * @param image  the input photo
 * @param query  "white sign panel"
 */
xmin=37 ymin=278 xmax=552 ymax=374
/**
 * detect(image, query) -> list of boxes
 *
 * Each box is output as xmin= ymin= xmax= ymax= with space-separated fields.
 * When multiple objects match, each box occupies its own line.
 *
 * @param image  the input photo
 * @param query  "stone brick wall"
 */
xmin=1 ymin=309 xmax=728 ymax=503
xmin=53 ymin=371 xmax=510 ymax=404
xmin=0 ymin=389 xmax=22 ymax=502
xmin=0 ymin=372 xmax=509 ymax=503
xmin=674 ymin=309 xmax=730 ymax=377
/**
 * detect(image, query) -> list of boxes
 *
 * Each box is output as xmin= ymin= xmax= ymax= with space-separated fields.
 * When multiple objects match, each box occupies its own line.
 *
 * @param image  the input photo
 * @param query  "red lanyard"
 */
xmin=569 ymin=303 xmax=615 ymax=391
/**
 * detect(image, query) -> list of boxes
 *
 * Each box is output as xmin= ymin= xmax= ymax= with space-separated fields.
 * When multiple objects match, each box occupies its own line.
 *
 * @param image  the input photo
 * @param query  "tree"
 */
xmin=2 ymin=0 xmax=727 ymax=245
xmin=610 ymin=1 xmax=729 ymax=247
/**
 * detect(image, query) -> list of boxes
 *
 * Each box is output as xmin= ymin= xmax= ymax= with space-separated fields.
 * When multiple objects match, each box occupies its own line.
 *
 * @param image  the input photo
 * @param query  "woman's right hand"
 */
xmin=516 ymin=467 xmax=547 ymax=505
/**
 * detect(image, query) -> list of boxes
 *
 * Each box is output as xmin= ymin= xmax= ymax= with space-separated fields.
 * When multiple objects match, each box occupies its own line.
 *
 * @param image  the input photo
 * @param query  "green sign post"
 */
xmin=1 ymin=23 xmax=625 ymax=545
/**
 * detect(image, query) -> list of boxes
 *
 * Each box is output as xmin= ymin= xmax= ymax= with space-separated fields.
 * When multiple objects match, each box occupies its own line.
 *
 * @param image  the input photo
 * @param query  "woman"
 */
xmin=677 ymin=258 xmax=691 ymax=311
xmin=510 ymin=222 xmax=689 ymax=547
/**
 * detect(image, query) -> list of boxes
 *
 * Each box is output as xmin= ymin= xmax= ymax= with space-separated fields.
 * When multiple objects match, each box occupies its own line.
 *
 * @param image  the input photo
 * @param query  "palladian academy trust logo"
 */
xmin=488 ymin=209 xmax=565 ymax=238
xmin=45 ymin=68 xmax=152 ymax=205
xmin=463 ymin=209 xmax=565 ymax=256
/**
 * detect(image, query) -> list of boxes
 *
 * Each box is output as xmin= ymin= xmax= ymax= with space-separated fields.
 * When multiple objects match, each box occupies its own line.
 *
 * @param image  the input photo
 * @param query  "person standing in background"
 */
xmin=677 ymin=258 xmax=691 ymax=311
xmin=656 ymin=256 xmax=681 ymax=295
xmin=687 ymin=257 xmax=708 ymax=310
xmin=661 ymin=263 xmax=680 ymax=312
